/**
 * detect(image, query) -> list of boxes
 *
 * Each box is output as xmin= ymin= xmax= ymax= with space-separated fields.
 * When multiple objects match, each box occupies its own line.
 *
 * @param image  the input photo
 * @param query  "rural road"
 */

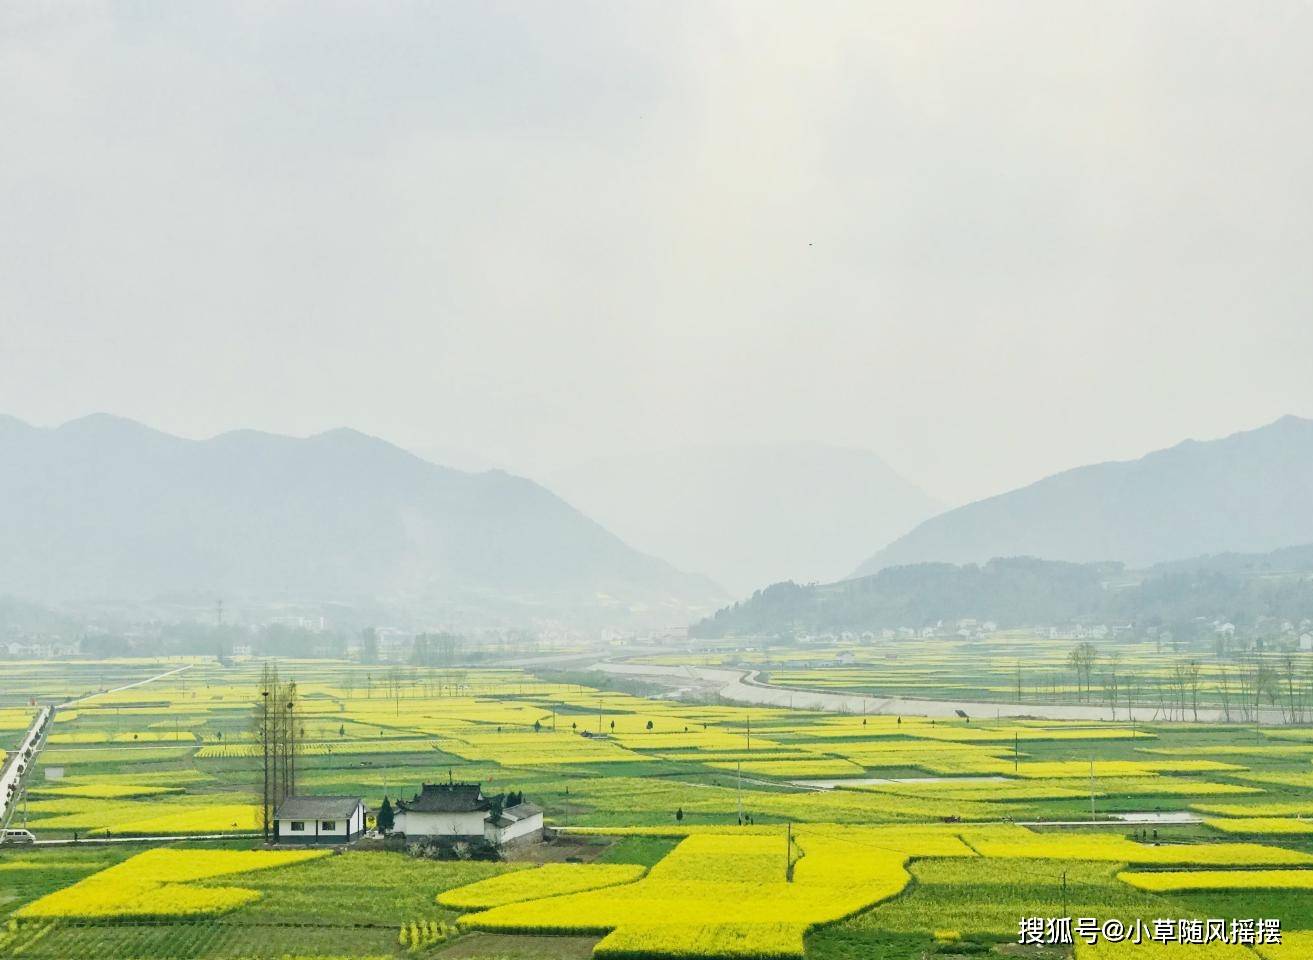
xmin=1 ymin=706 xmax=52 ymax=832
xmin=31 ymin=832 xmax=263 ymax=846
xmin=2 ymin=664 xmax=196 ymax=843
xmin=66 ymin=663 xmax=195 ymax=706
xmin=592 ymin=661 xmax=1293 ymax=724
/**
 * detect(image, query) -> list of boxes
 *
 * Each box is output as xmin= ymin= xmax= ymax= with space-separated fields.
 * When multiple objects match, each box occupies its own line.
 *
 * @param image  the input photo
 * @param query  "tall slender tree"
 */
xmin=254 ymin=663 xmax=300 ymax=842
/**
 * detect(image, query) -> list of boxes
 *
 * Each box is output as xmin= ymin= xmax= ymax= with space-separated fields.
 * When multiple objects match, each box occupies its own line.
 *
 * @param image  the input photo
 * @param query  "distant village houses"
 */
xmin=3 ymin=638 xmax=79 ymax=659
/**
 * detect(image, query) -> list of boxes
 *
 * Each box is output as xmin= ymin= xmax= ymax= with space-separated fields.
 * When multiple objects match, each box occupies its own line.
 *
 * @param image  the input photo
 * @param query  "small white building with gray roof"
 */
xmin=274 ymin=795 xmax=367 ymax=844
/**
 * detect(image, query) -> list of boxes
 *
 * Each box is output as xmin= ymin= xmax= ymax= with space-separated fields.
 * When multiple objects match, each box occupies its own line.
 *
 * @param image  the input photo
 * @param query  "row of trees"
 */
xmin=1019 ymin=643 xmax=1313 ymax=723
xmin=253 ymin=662 xmax=302 ymax=842
xmin=359 ymin=627 xmax=539 ymax=666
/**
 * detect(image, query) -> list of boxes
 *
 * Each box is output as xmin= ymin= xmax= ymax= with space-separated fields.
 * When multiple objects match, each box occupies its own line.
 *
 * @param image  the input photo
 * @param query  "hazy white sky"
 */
xmin=3 ymin=1 xmax=1312 ymax=505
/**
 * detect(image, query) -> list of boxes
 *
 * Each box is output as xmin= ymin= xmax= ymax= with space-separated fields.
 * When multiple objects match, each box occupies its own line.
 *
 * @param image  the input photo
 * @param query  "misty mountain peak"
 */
xmin=852 ymin=414 xmax=1313 ymax=576
xmin=0 ymin=413 xmax=36 ymax=436
xmin=56 ymin=412 xmax=165 ymax=437
xmin=0 ymin=416 xmax=724 ymax=622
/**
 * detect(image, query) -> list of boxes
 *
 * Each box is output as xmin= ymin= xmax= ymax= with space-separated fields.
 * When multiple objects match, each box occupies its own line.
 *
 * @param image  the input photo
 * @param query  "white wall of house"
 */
xmin=277 ymin=816 xmax=342 ymax=839
xmin=485 ymin=812 xmax=543 ymax=845
xmin=276 ymin=803 xmax=365 ymax=840
xmin=394 ymin=809 xmax=487 ymax=837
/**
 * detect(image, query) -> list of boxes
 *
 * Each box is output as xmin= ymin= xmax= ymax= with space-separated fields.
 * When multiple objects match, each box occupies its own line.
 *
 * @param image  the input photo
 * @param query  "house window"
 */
xmin=290 ymin=820 xmax=305 ymax=831
xmin=321 ymin=820 xmax=336 ymax=830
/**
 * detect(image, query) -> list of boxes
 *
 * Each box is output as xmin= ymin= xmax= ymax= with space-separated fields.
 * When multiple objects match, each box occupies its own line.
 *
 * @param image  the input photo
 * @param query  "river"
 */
xmin=591 ymin=661 xmax=1293 ymax=724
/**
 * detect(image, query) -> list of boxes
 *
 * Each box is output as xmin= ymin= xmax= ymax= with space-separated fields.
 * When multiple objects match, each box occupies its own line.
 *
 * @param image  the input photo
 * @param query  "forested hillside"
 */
xmin=693 ymin=551 xmax=1313 ymax=639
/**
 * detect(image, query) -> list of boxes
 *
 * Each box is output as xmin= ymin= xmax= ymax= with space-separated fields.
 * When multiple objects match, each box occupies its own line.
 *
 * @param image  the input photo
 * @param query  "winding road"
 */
xmin=592 ymin=661 xmax=1294 ymax=724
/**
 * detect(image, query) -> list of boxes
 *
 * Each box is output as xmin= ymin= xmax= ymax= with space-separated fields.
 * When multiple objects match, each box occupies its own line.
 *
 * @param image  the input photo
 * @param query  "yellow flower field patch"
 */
xmin=1203 ymin=817 xmax=1313 ymax=835
xmin=457 ymin=828 xmax=962 ymax=958
xmin=438 ymin=863 xmax=644 ymax=909
xmin=17 ymin=848 xmax=327 ymax=919
xmin=1118 ymin=869 xmax=1313 ymax=892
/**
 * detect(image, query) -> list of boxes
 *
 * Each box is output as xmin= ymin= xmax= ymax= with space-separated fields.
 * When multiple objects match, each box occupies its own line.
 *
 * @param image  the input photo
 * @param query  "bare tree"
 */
xmin=254 ymin=662 xmax=300 ymax=843
xmin=1068 ymin=642 xmax=1098 ymax=702
xmin=1124 ymin=671 xmax=1142 ymax=719
xmin=1217 ymin=664 xmax=1232 ymax=723
xmin=1166 ymin=661 xmax=1200 ymax=722
xmin=387 ymin=666 xmax=405 ymax=715
xmin=1183 ymin=660 xmax=1201 ymax=722
xmin=1101 ymin=653 xmax=1121 ymax=720
xmin=1280 ymin=655 xmax=1303 ymax=725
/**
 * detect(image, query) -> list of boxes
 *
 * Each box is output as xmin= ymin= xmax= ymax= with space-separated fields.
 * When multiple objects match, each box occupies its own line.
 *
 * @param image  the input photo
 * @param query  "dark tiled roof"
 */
xmin=275 ymin=795 xmax=363 ymax=820
xmin=396 ymin=782 xmax=490 ymax=813
xmin=488 ymin=803 xmax=542 ymax=829
xmin=503 ymin=802 xmax=542 ymax=820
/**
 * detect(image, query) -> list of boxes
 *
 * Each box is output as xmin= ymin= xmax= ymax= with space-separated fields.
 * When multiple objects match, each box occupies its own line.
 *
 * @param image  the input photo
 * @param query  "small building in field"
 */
xmin=392 ymin=782 xmax=543 ymax=846
xmin=393 ymin=782 xmax=491 ymax=838
xmin=485 ymin=801 xmax=544 ymax=846
xmin=274 ymin=795 xmax=366 ymax=844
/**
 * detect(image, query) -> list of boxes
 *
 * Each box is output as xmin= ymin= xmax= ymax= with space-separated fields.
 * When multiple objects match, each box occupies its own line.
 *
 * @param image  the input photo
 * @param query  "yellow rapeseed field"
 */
xmin=17 ymin=848 xmax=327 ymax=919
xmin=1257 ymin=931 xmax=1313 ymax=959
xmin=457 ymin=829 xmax=941 ymax=957
xmin=1117 ymin=869 xmax=1313 ymax=891
xmin=1202 ymin=817 xmax=1313 ymax=835
xmin=437 ymin=863 xmax=644 ymax=909
xmin=969 ymin=833 xmax=1313 ymax=865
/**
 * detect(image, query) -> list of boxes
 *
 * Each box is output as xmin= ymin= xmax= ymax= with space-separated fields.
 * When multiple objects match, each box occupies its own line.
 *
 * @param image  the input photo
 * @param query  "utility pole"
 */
xmin=1014 ymin=733 xmax=1020 ymax=774
xmin=737 ymin=761 xmax=743 ymax=825
xmin=261 ymin=689 xmax=270 ymax=843
xmin=1089 ymin=755 xmax=1096 ymax=822
xmin=746 ymin=715 xmax=751 ymax=752
xmin=287 ymin=699 xmax=296 ymax=799
xmin=1061 ymin=870 xmax=1068 ymax=916
xmin=785 ymin=823 xmax=793 ymax=883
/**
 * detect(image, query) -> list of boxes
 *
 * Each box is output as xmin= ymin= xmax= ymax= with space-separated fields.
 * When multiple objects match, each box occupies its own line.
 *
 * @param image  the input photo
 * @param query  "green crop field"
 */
xmin=4 ymin=656 xmax=1312 ymax=959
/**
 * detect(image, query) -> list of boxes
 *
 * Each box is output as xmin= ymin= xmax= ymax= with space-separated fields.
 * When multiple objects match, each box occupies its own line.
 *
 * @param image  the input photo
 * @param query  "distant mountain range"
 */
xmin=0 ymin=415 xmax=725 ymax=625
xmin=549 ymin=444 xmax=942 ymax=597
xmin=852 ymin=415 xmax=1313 ymax=577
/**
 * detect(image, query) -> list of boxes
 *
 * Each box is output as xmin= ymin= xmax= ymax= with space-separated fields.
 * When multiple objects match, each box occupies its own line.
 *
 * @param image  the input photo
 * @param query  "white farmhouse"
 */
xmin=274 ymin=796 xmax=366 ymax=845
xmin=485 ymin=801 xmax=545 ymax=846
xmin=392 ymin=782 xmax=543 ymax=847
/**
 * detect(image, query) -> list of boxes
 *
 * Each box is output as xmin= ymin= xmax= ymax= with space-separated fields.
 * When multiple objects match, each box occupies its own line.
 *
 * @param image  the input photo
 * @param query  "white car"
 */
xmin=1 ymin=828 xmax=36 ymax=844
